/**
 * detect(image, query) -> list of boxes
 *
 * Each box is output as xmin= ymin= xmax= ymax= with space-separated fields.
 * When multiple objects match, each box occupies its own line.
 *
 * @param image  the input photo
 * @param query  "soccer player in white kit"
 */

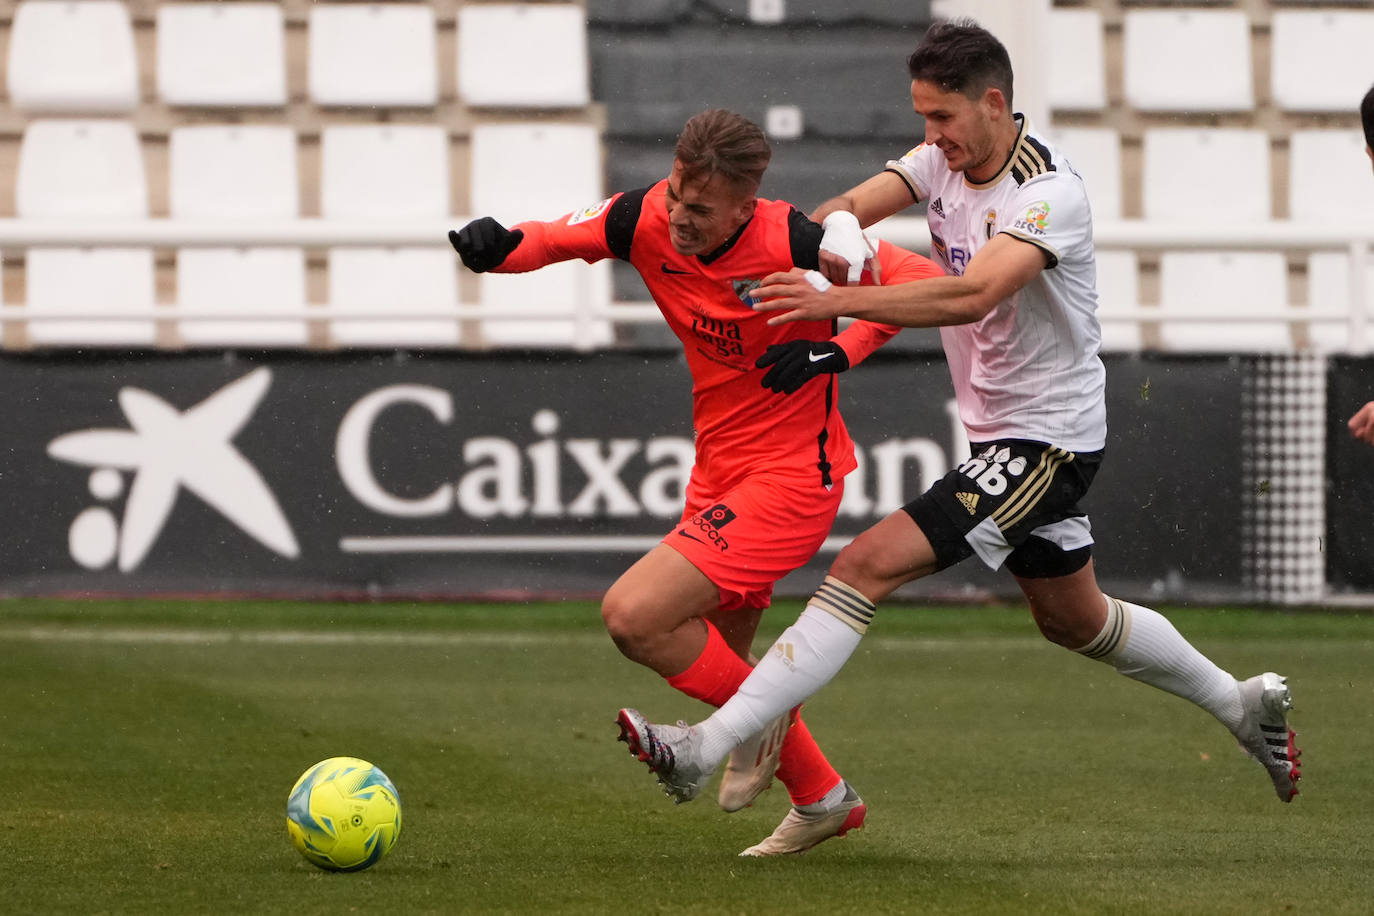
xmin=616 ymin=18 xmax=1301 ymax=853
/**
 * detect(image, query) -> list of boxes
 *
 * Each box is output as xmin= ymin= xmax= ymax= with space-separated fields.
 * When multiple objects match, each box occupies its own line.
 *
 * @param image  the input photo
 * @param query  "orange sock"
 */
xmin=666 ymin=621 xmax=842 ymax=806
xmin=665 ymin=620 xmax=753 ymax=707
xmin=776 ymin=714 xmax=841 ymax=806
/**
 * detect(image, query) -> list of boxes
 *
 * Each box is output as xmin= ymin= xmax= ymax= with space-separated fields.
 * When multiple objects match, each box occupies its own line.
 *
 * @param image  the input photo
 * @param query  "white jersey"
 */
xmin=886 ymin=116 xmax=1107 ymax=452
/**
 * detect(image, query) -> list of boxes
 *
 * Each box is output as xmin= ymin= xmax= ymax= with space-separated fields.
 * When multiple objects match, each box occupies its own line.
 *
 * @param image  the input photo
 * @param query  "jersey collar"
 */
xmin=697 ymin=215 xmax=754 ymax=265
xmin=963 ymin=113 xmax=1029 ymax=190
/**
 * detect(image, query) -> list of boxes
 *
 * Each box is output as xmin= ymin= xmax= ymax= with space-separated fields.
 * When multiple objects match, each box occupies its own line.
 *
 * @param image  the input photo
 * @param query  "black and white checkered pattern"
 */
xmin=1241 ymin=355 xmax=1326 ymax=604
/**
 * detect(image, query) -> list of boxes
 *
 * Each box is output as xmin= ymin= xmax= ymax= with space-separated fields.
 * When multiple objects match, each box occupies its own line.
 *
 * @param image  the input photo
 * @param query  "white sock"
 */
xmin=1077 ymin=596 xmax=1243 ymax=731
xmin=695 ymin=577 xmax=874 ymax=768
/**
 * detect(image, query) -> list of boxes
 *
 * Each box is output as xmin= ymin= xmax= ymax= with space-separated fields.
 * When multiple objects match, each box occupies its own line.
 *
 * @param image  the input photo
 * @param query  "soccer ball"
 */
xmin=286 ymin=756 xmax=402 ymax=872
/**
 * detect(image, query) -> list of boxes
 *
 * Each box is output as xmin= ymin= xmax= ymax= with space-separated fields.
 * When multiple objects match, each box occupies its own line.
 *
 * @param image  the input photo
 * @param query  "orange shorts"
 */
xmin=663 ymin=473 xmax=845 ymax=613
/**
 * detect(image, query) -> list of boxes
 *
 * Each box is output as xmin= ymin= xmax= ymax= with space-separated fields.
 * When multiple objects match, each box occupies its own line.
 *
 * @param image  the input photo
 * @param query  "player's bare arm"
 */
xmin=810 ymin=172 xmax=918 ymax=284
xmin=753 ymin=232 xmax=1049 ymax=328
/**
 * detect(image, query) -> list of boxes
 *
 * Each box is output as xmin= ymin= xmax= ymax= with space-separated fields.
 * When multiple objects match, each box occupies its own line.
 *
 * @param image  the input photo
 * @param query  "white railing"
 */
xmin=0 ymin=217 xmax=1369 ymax=353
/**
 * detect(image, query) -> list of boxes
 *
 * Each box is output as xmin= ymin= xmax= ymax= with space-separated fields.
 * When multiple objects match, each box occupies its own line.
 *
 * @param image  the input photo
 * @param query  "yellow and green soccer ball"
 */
xmin=286 ymin=757 xmax=402 ymax=872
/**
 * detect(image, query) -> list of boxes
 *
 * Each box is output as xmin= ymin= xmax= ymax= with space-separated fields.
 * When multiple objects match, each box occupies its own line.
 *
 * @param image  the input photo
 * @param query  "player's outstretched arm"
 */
xmin=1350 ymin=401 xmax=1374 ymax=445
xmin=449 ymin=217 xmax=523 ymax=273
xmin=753 ymin=233 xmax=1048 ymax=328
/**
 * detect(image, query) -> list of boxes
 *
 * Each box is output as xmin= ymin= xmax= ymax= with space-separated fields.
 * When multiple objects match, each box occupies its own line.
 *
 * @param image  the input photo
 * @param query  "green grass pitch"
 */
xmin=3 ymin=598 xmax=1372 ymax=914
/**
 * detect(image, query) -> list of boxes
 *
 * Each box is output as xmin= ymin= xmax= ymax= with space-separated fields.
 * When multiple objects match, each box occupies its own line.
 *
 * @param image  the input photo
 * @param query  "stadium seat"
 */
xmin=1288 ymin=130 xmax=1374 ymax=223
xmin=458 ymin=4 xmax=590 ymax=108
xmin=470 ymin=123 xmax=612 ymax=348
xmin=1158 ymin=252 xmax=1292 ymax=353
xmin=1142 ymin=128 xmax=1271 ymax=222
xmin=1051 ymin=128 xmax=1122 ymax=221
xmin=169 ymin=126 xmax=307 ymax=347
xmin=1047 ymin=8 xmax=1106 ymax=112
xmin=684 ymin=0 xmax=927 ymax=24
xmin=1271 ymin=11 xmax=1374 ymax=112
xmin=8 ymin=0 xmax=139 ymax=113
xmin=591 ymin=27 xmax=919 ymax=141
xmin=16 ymin=120 xmax=154 ymax=346
xmin=309 ymin=3 xmax=438 ymax=106
xmin=1094 ymin=251 xmax=1143 ymax=352
xmin=156 ymin=3 xmax=288 ymax=107
xmin=319 ymin=125 xmax=459 ymax=346
xmin=586 ymin=0 xmax=927 ymax=26
xmin=1123 ymin=10 xmax=1253 ymax=112
xmin=585 ymin=0 xmax=688 ymax=25
xmin=1307 ymin=252 xmax=1374 ymax=353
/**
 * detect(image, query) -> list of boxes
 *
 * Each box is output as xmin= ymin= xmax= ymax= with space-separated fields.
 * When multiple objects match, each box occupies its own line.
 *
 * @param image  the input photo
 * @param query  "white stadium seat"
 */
xmin=326 ymin=249 xmax=460 ymax=348
xmin=470 ymin=123 xmax=611 ymax=348
xmin=458 ymin=4 xmax=591 ymax=108
xmin=1047 ymin=9 xmax=1106 ymax=112
xmin=320 ymin=125 xmax=448 ymax=221
xmin=1271 ymin=11 xmax=1374 ymax=112
xmin=157 ymin=3 xmax=288 ymax=107
xmin=1094 ymin=251 xmax=1143 ymax=353
xmin=319 ymin=125 xmax=459 ymax=346
xmin=1124 ymin=10 xmax=1253 ymax=112
xmin=1288 ymin=130 xmax=1374 ymax=224
xmin=1051 ymin=128 xmax=1122 ymax=221
xmin=309 ymin=4 xmax=439 ymax=106
xmin=1142 ymin=128 xmax=1270 ymax=222
xmin=1144 ymin=130 xmax=1285 ymax=352
xmin=17 ymin=120 xmax=153 ymax=346
xmin=1307 ymin=252 xmax=1374 ymax=354
xmin=1158 ymin=252 xmax=1292 ymax=353
xmin=169 ymin=126 xmax=307 ymax=346
xmin=8 ymin=0 xmax=139 ymax=113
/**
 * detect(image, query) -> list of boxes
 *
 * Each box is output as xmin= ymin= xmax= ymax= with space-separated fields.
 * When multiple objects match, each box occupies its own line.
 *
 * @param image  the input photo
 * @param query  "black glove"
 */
xmin=449 ymin=217 xmax=524 ymax=273
xmin=756 ymin=340 xmax=849 ymax=394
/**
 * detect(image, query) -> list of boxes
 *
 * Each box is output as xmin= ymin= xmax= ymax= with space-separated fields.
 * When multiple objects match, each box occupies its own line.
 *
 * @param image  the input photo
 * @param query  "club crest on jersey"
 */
xmin=567 ymin=197 xmax=612 ymax=226
xmin=1012 ymin=201 xmax=1050 ymax=236
xmin=733 ymin=278 xmax=762 ymax=307
xmin=984 ymin=209 xmax=998 ymax=240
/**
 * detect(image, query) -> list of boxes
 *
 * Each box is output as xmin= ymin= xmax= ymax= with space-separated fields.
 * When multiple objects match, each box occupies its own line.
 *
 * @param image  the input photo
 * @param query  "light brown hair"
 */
xmin=673 ymin=109 xmax=772 ymax=193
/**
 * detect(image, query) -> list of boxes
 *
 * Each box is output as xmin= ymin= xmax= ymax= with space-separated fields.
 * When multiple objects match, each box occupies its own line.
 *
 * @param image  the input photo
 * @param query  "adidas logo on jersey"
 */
xmin=955 ymin=491 xmax=980 ymax=515
xmin=929 ymin=197 xmax=945 ymax=217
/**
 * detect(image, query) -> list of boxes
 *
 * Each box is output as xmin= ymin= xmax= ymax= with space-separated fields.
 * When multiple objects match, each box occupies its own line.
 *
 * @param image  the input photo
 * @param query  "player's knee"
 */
xmin=1028 ymin=602 xmax=1101 ymax=649
xmin=828 ymin=539 xmax=888 ymax=598
xmin=600 ymin=589 xmax=647 ymax=655
xmin=600 ymin=587 xmax=672 ymax=662
xmin=1031 ymin=612 xmax=1083 ymax=648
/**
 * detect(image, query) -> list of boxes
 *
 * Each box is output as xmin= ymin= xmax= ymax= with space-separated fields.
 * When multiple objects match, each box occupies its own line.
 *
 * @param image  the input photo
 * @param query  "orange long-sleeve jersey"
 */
xmin=493 ymin=180 xmax=944 ymax=491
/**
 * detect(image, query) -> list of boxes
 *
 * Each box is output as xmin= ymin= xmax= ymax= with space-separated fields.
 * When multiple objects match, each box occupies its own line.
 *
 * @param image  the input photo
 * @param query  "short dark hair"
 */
xmin=674 ymin=109 xmax=772 ymax=192
xmin=1362 ymin=82 xmax=1374 ymax=150
xmin=907 ymin=17 xmax=1014 ymax=109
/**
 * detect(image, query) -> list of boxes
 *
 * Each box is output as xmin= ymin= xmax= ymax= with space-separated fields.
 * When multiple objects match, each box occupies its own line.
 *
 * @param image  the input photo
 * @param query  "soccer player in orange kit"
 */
xmin=450 ymin=109 xmax=942 ymax=855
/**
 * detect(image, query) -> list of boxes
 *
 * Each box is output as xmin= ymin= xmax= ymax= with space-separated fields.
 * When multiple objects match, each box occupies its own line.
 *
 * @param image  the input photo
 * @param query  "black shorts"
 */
xmin=902 ymin=438 xmax=1103 ymax=579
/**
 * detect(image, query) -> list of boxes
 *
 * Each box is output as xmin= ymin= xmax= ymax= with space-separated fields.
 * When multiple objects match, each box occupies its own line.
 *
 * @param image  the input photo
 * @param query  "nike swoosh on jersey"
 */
xmin=661 ymin=263 xmax=692 ymax=274
xmin=808 ymin=352 xmax=834 ymax=363
xmin=675 ymin=529 xmax=705 ymax=544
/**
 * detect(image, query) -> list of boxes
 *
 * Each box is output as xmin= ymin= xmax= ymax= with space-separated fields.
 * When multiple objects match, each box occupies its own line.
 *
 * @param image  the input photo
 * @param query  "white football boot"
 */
xmin=1233 ymin=672 xmax=1301 ymax=802
xmin=616 ymin=708 xmax=714 ymax=804
xmin=740 ymin=780 xmax=867 ymax=857
xmin=717 ymin=711 xmax=792 ymax=812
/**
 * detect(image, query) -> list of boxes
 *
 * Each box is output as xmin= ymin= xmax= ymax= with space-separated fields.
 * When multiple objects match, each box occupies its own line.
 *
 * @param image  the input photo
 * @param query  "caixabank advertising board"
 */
xmin=1 ymin=350 xmax=1310 ymax=604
